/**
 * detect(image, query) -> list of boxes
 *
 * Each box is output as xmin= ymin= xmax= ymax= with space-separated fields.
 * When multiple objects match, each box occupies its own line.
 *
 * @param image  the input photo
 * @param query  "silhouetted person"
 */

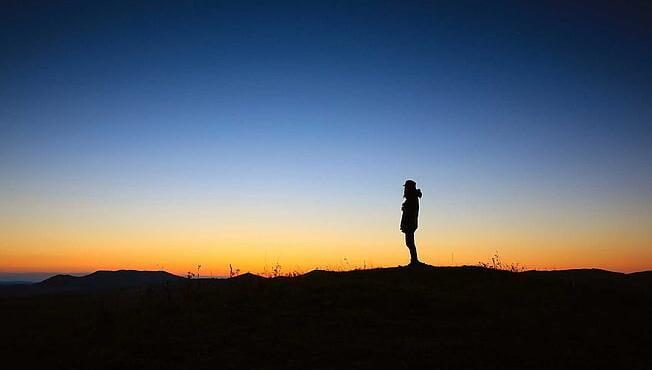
xmin=401 ymin=179 xmax=422 ymax=266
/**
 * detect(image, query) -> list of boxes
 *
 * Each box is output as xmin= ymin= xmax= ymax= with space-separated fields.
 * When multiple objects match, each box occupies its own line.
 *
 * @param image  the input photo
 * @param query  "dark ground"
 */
xmin=1 ymin=265 xmax=651 ymax=369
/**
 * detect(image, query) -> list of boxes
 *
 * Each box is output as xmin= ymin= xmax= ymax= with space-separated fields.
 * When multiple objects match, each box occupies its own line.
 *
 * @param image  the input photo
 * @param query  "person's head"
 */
xmin=403 ymin=180 xmax=422 ymax=198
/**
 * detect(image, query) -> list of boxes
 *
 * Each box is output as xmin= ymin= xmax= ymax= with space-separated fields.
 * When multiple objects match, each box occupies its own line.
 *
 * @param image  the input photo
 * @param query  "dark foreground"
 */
xmin=1 ymin=266 xmax=651 ymax=369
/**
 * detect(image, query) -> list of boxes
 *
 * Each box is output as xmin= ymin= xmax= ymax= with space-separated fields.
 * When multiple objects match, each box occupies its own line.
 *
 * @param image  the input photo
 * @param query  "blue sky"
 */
xmin=1 ymin=1 xmax=651 ymax=275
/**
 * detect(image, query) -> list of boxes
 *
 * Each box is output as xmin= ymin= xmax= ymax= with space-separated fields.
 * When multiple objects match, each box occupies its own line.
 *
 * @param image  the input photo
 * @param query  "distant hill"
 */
xmin=39 ymin=270 xmax=183 ymax=290
xmin=523 ymin=268 xmax=625 ymax=281
xmin=0 ymin=272 xmax=81 ymax=283
xmin=0 ymin=270 xmax=183 ymax=296
xmin=628 ymin=270 xmax=652 ymax=283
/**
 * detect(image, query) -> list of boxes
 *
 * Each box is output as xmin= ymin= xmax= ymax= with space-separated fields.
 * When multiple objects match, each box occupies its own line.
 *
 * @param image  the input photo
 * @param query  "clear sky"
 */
xmin=1 ymin=0 xmax=651 ymax=278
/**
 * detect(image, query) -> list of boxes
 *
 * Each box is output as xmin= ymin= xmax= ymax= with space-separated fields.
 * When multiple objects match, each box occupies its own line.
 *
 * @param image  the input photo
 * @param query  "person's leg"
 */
xmin=405 ymin=232 xmax=419 ymax=264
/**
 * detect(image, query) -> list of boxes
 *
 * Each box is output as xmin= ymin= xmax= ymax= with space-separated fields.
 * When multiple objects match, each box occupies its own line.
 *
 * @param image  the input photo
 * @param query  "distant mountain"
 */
xmin=38 ymin=270 xmax=183 ymax=291
xmin=0 ymin=272 xmax=83 ymax=283
xmin=523 ymin=268 xmax=625 ymax=282
xmin=0 ymin=270 xmax=183 ymax=296
xmin=628 ymin=270 xmax=652 ymax=284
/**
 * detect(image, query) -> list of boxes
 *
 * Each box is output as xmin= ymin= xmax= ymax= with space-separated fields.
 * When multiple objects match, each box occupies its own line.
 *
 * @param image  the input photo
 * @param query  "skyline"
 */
xmin=1 ymin=1 xmax=651 ymax=277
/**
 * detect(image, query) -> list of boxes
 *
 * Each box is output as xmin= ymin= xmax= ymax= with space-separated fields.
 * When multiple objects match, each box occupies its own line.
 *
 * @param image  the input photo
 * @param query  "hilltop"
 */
xmin=1 ymin=265 xmax=650 ymax=369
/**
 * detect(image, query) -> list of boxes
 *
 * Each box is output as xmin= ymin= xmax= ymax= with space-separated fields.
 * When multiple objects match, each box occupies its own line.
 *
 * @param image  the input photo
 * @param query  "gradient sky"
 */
xmin=1 ymin=0 xmax=651 ymax=278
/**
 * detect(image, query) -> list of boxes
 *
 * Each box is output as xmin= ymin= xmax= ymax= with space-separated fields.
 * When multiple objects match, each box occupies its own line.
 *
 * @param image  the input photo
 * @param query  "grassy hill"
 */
xmin=1 ymin=265 xmax=650 ymax=369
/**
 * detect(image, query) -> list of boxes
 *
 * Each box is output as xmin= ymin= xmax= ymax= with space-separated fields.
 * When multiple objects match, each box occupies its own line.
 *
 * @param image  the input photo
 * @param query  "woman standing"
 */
xmin=400 ymin=180 xmax=422 ymax=266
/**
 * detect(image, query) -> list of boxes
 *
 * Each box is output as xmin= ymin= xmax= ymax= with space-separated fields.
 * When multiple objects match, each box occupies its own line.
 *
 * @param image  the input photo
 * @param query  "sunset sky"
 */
xmin=1 ymin=1 xmax=651 ymax=279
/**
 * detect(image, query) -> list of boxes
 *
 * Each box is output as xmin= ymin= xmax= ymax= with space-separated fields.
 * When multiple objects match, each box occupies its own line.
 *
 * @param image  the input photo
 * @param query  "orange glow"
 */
xmin=2 ymin=186 xmax=651 ymax=275
xmin=2 ymin=204 xmax=650 ymax=275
